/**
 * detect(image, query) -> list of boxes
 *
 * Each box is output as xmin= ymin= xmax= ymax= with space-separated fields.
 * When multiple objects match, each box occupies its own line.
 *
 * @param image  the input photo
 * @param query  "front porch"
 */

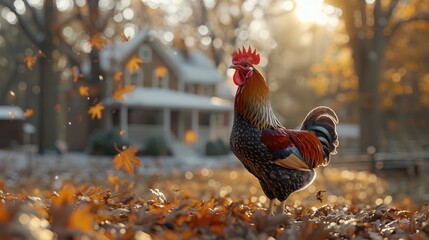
xmin=106 ymin=87 xmax=233 ymax=156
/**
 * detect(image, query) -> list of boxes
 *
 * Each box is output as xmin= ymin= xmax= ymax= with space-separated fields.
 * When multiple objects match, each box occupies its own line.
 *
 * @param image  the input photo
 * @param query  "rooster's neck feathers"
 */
xmin=234 ymin=69 xmax=282 ymax=130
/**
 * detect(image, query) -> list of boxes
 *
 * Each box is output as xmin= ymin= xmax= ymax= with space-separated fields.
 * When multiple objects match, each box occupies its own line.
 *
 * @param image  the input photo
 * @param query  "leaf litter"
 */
xmin=0 ymin=153 xmax=429 ymax=239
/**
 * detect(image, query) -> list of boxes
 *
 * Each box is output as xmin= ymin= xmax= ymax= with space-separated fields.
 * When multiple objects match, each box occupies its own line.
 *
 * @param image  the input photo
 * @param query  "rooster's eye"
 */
xmin=242 ymin=63 xmax=249 ymax=68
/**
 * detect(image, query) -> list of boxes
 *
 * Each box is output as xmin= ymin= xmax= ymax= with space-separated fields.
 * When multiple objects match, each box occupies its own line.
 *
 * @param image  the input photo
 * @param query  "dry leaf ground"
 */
xmin=1 ymin=149 xmax=429 ymax=239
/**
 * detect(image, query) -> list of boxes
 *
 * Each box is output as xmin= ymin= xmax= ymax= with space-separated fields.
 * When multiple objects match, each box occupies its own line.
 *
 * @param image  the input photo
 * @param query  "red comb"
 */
xmin=232 ymin=46 xmax=260 ymax=65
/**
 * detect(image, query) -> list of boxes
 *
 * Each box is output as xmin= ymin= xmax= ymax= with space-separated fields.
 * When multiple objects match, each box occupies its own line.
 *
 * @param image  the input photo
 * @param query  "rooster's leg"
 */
xmin=267 ymin=199 xmax=275 ymax=215
xmin=280 ymin=201 xmax=287 ymax=214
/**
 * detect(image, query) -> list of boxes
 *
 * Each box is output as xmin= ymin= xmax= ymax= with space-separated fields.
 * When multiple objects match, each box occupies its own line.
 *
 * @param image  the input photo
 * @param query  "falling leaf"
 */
xmin=24 ymin=108 xmax=33 ymax=117
xmin=24 ymin=55 xmax=37 ymax=70
xmin=113 ymin=146 xmax=141 ymax=176
xmin=54 ymin=103 xmax=62 ymax=112
xmin=37 ymin=50 xmax=47 ymax=58
xmin=107 ymin=174 xmax=126 ymax=192
xmin=8 ymin=112 xmax=15 ymax=120
xmin=90 ymin=33 xmax=108 ymax=51
xmin=51 ymin=183 xmax=76 ymax=208
xmin=112 ymin=83 xmax=135 ymax=101
xmin=120 ymin=32 xmax=130 ymax=42
xmin=185 ymin=130 xmax=197 ymax=145
xmin=88 ymin=103 xmax=104 ymax=120
xmin=119 ymin=130 xmax=125 ymax=136
xmin=155 ymin=65 xmax=168 ymax=79
xmin=113 ymin=71 xmax=123 ymax=82
xmin=68 ymin=205 xmax=95 ymax=234
xmin=71 ymin=66 xmax=84 ymax=83
xmin=126 ymin=56 xmax=143 ymax=75
xmin=79 ymin=86 xmax=90 ymax=97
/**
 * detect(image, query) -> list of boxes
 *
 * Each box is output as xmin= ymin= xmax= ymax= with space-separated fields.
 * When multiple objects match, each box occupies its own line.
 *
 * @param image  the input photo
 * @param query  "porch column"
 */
xmin=163 ymin=108 xmax=171 ymax=143
xmin=120 ymin=106 xmax=128 ymax=138
xmin=209 ymin=112 xmax=216 ymax=140
xmin=178 ymin=111 xmax=184 ymax=140
xmin=191 ymin=109 xmax=199 ymax=137
xmin=104 ymin=74 xmax=113 ymax=130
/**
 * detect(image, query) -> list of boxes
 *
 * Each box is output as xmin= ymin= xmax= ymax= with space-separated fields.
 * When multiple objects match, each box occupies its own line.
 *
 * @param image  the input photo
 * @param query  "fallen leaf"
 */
xmin=112 ymin=83 xmax=135 ymax=101
xmin=126 ymin=56 xmax=143 ymax=75
xmin=90 ymin=33 xmax=108 ymax=51
xmin=52 ymin=183 xmax=76 ymax=208
xmin=88 ymin=103 xmax=104 ymax=120
xmin=79 ymin=86 xmax=90 ymax=97
xmin=0 ymin=202 xmax=11 ymax=223
xmin=24 ymin=108 xmax=33 ymax=117
xmin=113 ymin=71 xmax=123 ymax=82
xmin=68 ymin=205 xmax=95 ymax=234
xmin=113 ymin=146 xmax=141 ymax=176
xmin=24 ymin=55 xmax=37 ymax=70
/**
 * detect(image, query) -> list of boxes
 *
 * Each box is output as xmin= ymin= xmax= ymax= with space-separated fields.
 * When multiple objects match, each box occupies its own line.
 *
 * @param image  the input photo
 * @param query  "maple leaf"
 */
xmin=113 ymin=146 xmax=141 ymax=176
xmin=112 ymin=83 xmax=135 ymax=101
xmin=23 ymin=108 xmax=33 ymax=117
xmin=24 ymin=55 xmax=37 ymax=70
xmin=90 ymin=33 xmax=108 ymax=51
xmin=68 ymin=205 xmax=95 ymax=234
xmin=120 ymin=32 xmax=129 ymax=42
xmin=79 ymin=85 xmax=90 ymax=97
xmin=126 ymin=56 xmax=143 ymax=75
xmin=113 ymin=71 xmax=123 ymax=82
xmin=71 ymin=66 xmax=84 ymax=83
xmin=88 ymin=103 xmax=104 ymax=120
xmin=52 ymin=183 xmax=76 ymax=208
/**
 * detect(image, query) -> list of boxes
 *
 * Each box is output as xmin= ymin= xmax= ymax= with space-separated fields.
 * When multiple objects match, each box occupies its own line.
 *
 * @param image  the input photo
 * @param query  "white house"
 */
xmin=100 ymin=30 xmax=233 ymax=156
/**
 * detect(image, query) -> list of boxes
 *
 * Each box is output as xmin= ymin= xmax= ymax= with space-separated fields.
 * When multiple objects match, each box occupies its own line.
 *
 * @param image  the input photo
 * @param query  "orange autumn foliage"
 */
xmin=90 ymin=33 xmax=108 ymax=51
xmin=112 ymin=83 xmax=135 ymax=101
xmin=112 ymin=146 xmax=141 ymax=176
xmin=126 ymin=56 xmax=143 ymax=75
xmin=88 ymin=103 xmax=104 ymax=119
xmin=24 ymin=55 xmax=37 ymax=70
xmin=52 ymin=183 xmax=76 ymax=208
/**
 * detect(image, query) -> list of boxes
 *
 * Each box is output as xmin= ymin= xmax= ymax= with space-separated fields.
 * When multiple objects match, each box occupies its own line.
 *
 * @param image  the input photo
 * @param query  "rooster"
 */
xmin=229 ymin=46 xmax=339 ymax=214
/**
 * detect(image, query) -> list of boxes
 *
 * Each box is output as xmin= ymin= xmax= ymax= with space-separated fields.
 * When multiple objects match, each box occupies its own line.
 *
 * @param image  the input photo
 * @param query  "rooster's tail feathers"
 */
xmin=301 ymin=106 xmax=339 ymax=165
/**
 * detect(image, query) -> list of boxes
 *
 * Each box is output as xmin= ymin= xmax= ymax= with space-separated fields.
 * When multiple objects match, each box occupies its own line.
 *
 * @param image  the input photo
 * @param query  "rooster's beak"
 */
xmin=229 ymin=64 xmax=238 ymax=69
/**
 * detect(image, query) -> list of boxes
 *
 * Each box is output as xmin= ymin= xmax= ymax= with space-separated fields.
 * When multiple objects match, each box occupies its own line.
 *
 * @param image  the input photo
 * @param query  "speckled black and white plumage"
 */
xmin=230 ymin=113 xmax=316 ymax=201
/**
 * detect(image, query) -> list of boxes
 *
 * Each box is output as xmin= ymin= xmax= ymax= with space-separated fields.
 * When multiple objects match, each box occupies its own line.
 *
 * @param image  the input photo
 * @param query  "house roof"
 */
xmin=105 ymin=87 xmax=232 ymax=111
xmin=0 ymin=106 xmax=24 ymax=120
xmin=100 ymin=30 xmax=224 ymax=85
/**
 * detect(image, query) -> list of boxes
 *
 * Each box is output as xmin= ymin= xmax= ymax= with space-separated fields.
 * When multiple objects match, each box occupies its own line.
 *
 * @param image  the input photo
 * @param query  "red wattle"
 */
xmin=233 ymin=70 xmax=245 ymax=86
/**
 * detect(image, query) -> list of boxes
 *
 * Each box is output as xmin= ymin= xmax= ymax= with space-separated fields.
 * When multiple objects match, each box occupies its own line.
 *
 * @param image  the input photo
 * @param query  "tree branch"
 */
xmin=0 ymin=0 xmax=43 ymax=46
xmin=22 ymin=0 xmax=43 ymax=31
xmin=388 ymin=13 xmax=429 ymax=39
xmin=384 ymin=0 xmax=400 ymax=21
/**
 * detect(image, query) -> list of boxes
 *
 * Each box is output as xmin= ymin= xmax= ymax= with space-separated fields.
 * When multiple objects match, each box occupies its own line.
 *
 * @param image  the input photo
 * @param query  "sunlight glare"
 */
xmin=295 ymin=0 xmax=327 ymax=24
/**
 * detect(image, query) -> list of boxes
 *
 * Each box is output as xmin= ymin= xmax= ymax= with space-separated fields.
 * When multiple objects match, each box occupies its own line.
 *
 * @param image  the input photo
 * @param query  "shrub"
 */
xmin=143 ymin=136 xmax=171 ymax=156
xmin=89 ymin=129 xmax=128 ymax=155
xmin=206 ymin=139 xmax=230 ymax=156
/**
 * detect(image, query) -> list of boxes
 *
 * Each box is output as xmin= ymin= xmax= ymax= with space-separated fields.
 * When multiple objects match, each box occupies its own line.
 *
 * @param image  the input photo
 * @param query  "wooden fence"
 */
xmin=330 ymin=151 xmax=429 ymax=176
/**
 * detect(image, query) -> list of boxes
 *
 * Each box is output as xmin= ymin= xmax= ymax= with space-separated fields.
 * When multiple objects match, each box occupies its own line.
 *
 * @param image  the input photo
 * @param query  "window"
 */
xmin=138 ymin=44 xmax=152 ymax=62
xmin=152 ymin=66 xmax=169 ymax=88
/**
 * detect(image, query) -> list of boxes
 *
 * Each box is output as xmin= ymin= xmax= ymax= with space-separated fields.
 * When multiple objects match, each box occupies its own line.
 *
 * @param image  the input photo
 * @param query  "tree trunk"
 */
xmin=38 ymin=0 xmax=57 ymax=153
